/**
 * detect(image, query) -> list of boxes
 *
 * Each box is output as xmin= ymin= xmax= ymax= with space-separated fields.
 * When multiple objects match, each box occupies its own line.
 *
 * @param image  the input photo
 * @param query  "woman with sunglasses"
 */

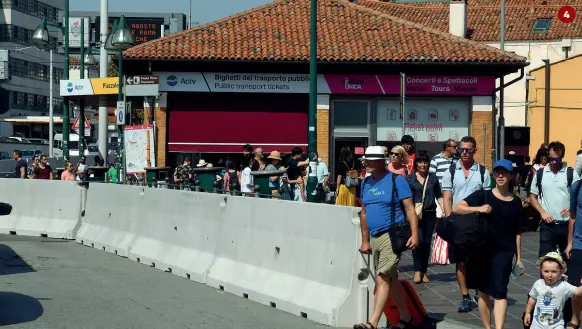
xmin=453 ymin=159 xmax=524 ymax=329
xmin=406 ymin=153 xmax=443 ymax=284
xmin=388 ymin=146 xmax=409 ymax=177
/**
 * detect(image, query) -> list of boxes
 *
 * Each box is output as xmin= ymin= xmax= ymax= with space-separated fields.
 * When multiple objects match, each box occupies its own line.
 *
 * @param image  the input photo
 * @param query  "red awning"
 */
xmin=168 ymin=93 xmax=308 ymax=154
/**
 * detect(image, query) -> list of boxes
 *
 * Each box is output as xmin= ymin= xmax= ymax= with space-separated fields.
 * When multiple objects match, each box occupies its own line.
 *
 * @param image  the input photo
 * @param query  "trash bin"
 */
xmin=86 ymin=166 xmax=108 ymax=183
xmin=250 ymin=169 xmax=287 ymax=198
xmin=191 ymin=167 xmax=224 ymax=192
xmin=145 ymin=167 xmax=171 ymax=187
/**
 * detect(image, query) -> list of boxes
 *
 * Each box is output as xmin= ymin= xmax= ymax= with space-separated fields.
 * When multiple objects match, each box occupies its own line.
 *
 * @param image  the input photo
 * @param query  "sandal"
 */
xmin=567 ymin=322 xmax=580 ymax=329
xmin=353 ymin=322 xmax=376 ymax=329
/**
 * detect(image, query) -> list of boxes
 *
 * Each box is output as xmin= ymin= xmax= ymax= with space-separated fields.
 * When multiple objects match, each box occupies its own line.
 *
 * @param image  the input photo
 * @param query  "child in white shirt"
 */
xmin=524 ymin=252 xmax=582 ymax=329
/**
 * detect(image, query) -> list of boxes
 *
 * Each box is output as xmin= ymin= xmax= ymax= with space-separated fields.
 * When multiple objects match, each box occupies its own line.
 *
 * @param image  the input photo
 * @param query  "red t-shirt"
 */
xmin=35 ymin=165 xmax=53 ymax=179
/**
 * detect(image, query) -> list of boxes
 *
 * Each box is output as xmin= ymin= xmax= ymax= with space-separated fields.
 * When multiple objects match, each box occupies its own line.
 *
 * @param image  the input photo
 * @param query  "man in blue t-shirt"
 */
xmin=354 ymin=146 xmax=419 ymax=329
xmin=565 ymin=179 xmax=582 ymax=329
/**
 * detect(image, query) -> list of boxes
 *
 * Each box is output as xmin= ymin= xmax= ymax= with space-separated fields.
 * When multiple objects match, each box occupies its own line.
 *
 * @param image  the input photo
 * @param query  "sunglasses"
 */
xmin=458 ymin=147 xmax=474 ymax=154
xmin=390 ymin=152 xmax=400 ymax=157
xmin=548 ymin=157 xmax=562 ymax=163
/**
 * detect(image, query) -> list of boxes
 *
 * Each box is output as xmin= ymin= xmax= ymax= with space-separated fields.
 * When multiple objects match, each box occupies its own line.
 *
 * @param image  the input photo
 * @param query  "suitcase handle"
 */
xmin=359 ymin=250 xmax=377 ymax=286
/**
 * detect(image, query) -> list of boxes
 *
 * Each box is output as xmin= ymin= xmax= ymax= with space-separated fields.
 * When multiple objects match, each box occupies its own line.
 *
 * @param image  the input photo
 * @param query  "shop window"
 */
xmin=533 ymin=19 xmax=552 ymax=32
xmin=333 ymin=101 xmax=368 ymax=128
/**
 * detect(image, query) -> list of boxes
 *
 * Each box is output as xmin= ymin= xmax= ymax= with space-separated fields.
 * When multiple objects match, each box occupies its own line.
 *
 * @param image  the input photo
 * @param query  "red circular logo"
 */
xmin=558 ymin=6 xmax=576 ymax=24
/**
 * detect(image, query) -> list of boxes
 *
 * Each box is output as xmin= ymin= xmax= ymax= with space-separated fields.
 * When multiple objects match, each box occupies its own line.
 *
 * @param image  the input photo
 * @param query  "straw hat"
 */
xmin=537 ymin=251 xmax=567 ymax=271
xmin=268 ymin=150 xmax=282 ymax=161
xmin=361 ymin=146 xmax=387 ymax=160
xmin=196 ymin=159 xmax=208 ymax=167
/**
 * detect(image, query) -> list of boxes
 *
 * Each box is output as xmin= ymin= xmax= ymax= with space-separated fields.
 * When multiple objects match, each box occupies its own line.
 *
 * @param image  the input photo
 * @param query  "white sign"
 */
xmin=203 ymin=72 xmax=331 ymax=94
xmin=154 ymin=72 xmax=209 ymax=92
xmin=68 ymin=18 xmax=90 ymax=48
xmin=124 ymin=125 xmax=156 ymax=174
xmin=116 ymin=101 xmax=125 ymax=126
xmin=376 ymin=99 xmax=470 ymax=142
xmin=60 ymin=79 xmax=93 ymax=96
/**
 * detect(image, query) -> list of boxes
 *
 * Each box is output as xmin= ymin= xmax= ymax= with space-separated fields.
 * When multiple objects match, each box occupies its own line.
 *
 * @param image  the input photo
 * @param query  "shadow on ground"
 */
xmin=0 ymin=292 xmax=44 ymax=325
xmin=0 ymin=243 xmax=36 ymax=276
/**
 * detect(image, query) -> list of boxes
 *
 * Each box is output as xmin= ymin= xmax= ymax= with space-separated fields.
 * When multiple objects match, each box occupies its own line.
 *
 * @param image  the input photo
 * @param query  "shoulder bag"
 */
xmin=344 ymin=161 xmax=360 ymax=188
xmin=388 ymin=173 xmax=412 ymax=253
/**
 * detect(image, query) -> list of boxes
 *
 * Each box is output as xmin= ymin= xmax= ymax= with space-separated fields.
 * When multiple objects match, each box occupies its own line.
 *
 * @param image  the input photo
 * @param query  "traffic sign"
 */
xmin=125 ymin=75 xmax=159 ymax=85
xmin=72 ymin=115 xmax=90 ymax=129
xmin=558 ymin=6 xmax=576 ymax=24
xmin=116 ymin=101 xmax=125 ymax=126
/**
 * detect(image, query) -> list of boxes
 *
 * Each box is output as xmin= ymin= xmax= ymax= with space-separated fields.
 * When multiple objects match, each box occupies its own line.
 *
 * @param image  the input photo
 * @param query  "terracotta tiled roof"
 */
xmin=123 ymin=0 xmax=525 ymax=64
xmin=357 ymin=0 xmax=582 ymax=41
xmin=69 ymin=56 xmax=80 ymax=65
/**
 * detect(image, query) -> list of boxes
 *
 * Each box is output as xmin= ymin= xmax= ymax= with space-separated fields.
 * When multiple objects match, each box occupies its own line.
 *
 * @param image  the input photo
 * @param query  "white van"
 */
xmin=53 ymin=133 xmax=88 ymax=157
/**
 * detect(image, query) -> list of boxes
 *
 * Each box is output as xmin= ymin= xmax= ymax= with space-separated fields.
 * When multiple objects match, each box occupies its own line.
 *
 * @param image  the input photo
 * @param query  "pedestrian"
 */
xmin=107 ymin=162 xmax=118 ymax=183
xmin=388 ymin=146 xmax=409 ymax=177
xmin=335 ymin=146 xmax=358 ymax=206
xmin=173 ymin=157 xmax=194 ymax=189
xmin=441 ymin=136 xmax=492 ymax=312
xmin=529 ymin=141 xmax=580 ymax=260
xmin=354 ymin=146 xmax=419 ymax=329
xmin=524 ymin=252 xmax=582 ymax=329
xmin=27 ymin=155 xmax=39 ymax=179
xmin=401 ymin=135 xmax=416 ymax=174
xmin=265 ymin=151 xmax=283 ymax=197
xmin=284 ymin=147 xmax=310 ymax=200
xmin=61 ymin=161 xmax=76 ymax=181
xmin=13 ymin=150 xmax=27 ymax=179
xmin=311 ymin=151 xmax=329 ymax=203
xmin=429 ymin=139 xmax=459 ymax=219
xmin=33 ymin=155 xmax=54 ymax=180
xmin=453 ymin=159 xmax=524 ymax=329
xmin=407 ymin=152 xmax=443 ymax=284
xmin=564 ymin=170 xmax=582 ymax=329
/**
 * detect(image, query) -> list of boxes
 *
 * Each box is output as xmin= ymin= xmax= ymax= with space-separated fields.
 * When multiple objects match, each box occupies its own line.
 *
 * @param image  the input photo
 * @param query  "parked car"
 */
xmin=21 ymin=149 xmax=43 ymax=160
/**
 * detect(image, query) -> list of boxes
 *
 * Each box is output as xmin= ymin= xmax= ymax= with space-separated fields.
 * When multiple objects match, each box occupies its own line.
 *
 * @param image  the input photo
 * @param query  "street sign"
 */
xmin=558 ymin=6 xmax=576 ymax=24
xmin=72 ymin=115 xmax=91 ymax=129
xmin=126 ymin=75 xmax=160 ymax=85
xmin=116 ymin=101 xmax=125 ymax=126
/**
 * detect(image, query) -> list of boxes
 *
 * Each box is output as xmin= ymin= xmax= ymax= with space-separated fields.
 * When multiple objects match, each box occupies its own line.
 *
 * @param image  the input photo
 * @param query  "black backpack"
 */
xmin=228 ymin=171 xmax=240 ymax=192
xmin=535 ymin=167 xmax=574 ymax=199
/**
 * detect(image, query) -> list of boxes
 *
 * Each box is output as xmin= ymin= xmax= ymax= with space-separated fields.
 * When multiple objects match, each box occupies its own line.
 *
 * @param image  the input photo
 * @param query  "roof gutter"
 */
xmin=493 ymin=67 xmax=524 ymax=92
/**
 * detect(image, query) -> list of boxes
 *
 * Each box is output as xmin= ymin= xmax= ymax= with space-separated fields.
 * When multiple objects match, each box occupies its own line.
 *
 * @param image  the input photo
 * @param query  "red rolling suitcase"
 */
xmin=374 ymin=281 xmax=427 ymax=327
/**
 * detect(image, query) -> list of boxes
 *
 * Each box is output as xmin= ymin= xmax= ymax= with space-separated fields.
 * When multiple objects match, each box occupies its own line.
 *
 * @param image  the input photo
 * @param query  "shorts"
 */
xmin=371 ymin=232 xmax=401 ymax=280
xmin=467 ymin=250 xmax=514 ymax=299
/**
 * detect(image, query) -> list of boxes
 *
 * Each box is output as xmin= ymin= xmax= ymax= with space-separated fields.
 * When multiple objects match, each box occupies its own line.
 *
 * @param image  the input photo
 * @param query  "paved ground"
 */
xmin=398 ymin=231 xmax=541 ymax=329
xmin=0 ymin=233 xmax=540 ymax=329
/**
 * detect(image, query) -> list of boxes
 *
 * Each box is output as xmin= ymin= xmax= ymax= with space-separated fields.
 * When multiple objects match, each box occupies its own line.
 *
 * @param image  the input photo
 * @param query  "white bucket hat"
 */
xmin=361 ymin=146 xmax=387 ymax=160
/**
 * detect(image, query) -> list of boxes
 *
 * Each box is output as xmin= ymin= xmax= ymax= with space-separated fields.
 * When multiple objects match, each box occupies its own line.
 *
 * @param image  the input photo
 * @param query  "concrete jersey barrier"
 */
xmin=0 ymin=179 xmax=83 ymax=239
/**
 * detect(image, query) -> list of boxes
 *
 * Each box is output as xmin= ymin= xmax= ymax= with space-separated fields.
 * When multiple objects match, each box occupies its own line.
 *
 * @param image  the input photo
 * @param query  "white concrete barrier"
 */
xmin=0 ymin=179 xmax=83 ymax=239
xmin=76 ymin=183 xmax=146 ymax=257
xmin=206 ymin=196 xmax=366 ymax=327
xmin=127 ymin=188 xmax=225 ymax=283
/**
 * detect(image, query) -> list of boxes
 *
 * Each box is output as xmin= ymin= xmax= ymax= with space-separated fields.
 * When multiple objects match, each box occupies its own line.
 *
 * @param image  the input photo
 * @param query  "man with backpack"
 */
xmin=441 ymin=136 xmax=492 ymax=313
xmin=529 ymin=141 xmax=580 ymax=260
xmin=565 ymin=175 xmax=582 ymax=329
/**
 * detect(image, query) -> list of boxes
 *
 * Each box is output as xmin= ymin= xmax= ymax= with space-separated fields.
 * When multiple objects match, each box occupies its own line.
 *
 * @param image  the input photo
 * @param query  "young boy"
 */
xmin=524 ymin=252 xmax=582 ymax=329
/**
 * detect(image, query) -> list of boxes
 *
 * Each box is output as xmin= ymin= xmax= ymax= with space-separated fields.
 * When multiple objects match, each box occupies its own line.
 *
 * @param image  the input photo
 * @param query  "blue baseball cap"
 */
xmin=493 ymin=159 xmax=513 ymax=172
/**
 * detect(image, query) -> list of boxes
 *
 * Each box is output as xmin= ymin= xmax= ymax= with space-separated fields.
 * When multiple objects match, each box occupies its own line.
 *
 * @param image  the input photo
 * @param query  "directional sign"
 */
xmin=126 ymin=75 xmax=160 ymax=85
xmin=72 ymin=115 xmax=91 ymax=129
xmin=116 ymin=101 xmax=125 ymax=126
xmin=558 ymin=6 xmax=576 ymax=24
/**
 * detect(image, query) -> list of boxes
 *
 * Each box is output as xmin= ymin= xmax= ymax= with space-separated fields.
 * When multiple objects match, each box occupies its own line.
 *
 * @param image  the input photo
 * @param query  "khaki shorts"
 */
xmin=371 ymin=232 xmax=400 ymax=280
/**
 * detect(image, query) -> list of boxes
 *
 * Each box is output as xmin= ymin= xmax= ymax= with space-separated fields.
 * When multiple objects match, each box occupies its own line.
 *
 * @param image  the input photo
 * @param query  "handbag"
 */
xmin=344 ymin=161 xmax=360 ymax=188
xmin=437 ymin=190 xmax=489 ymax=250
xmin=387 ymin=173 xmax=412 ymax=253
xmin=415 ymin=175 xmax=428 ymax=220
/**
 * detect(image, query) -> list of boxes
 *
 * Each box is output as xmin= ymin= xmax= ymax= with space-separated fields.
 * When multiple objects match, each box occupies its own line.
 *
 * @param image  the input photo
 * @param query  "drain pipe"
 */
xmin=493 ymin=68 xmax=525 ymax=160
xmin=543 ymin=60 xmax=550 ymax=144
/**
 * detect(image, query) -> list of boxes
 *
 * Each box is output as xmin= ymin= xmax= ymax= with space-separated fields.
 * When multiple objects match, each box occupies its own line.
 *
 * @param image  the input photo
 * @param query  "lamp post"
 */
xmin=33 ymin=0 xmax=70 ymax=160
xmin=106 ymin=16 xmax=135 ymax=183
xmin=306 ymin=0 xmax=318 ymax=202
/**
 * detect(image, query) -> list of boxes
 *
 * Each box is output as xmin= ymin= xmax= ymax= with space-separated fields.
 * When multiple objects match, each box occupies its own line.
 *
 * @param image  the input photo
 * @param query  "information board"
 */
xmin=124 ymin=125 xmax=155 ymax=174
xmin=95 ymin=17 xmax=164 ymax=45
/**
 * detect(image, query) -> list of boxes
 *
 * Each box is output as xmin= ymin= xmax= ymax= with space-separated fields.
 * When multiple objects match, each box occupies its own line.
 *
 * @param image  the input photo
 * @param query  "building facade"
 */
xmin=0 ymin=0 xmax=65 ymax=137
xmin=528 ymin=54 xmax=582 ymax=165
xmin=122 ymin=0 xmax=526 ymax=172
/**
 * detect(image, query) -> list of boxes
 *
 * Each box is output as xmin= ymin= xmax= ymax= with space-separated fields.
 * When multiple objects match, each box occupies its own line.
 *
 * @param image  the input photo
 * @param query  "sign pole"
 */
xmin=307 ymin=0 xmax=318 ymax=203
xmin=79 ymin=19 xmax=85 ymax=157
xmin=63 ymin=0 xmax=70 ymax=161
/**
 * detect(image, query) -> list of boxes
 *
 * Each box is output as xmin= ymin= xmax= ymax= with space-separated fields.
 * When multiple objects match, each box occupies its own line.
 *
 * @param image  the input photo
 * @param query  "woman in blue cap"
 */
xmin=453 ymin=159 xmax=525 ymax=329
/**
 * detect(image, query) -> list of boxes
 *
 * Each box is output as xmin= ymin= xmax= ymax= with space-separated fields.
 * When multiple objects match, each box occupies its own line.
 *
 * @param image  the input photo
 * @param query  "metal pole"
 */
xmin=49 ymin=49 xmax=54 ymax=157
xmin=306 ymin=0 xmax=318 ymax=203
xmin=543 ymin=59 xmax=550 ymax=144
xmin=79 ymin=19 xmax=85 ymax=157
xmin=117 ymin=48 xmax=123 ymax=183
xmin=498 ymin=0 xmax=505 ymax=160
xmin=98 ymin=0 xmax=109 ymax=162
xmin=63 ymin=0 xmax=70 ymax=160
xmin=189 ymin=0 xmax=192 ymax=29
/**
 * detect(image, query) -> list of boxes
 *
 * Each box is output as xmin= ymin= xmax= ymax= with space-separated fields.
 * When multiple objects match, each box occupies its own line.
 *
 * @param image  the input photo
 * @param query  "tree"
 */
xmin=108 ymin=57 xmax=118 ymax=77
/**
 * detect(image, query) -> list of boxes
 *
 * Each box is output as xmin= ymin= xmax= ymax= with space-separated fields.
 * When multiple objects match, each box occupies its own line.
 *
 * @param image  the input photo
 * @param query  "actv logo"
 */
xmin=166 ymin=75 xmax=178 ymax=87
xmin=67 ymin=82 xmax=74 ymax=93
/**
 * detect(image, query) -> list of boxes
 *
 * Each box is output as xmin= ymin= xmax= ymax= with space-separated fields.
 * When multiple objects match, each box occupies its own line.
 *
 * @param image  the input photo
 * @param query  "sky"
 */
xmin=70 ymin=0 xmax=272 ymax=25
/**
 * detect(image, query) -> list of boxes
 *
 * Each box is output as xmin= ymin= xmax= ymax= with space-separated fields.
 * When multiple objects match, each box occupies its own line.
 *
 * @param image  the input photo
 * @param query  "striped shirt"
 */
xmin=429 ymin=152 xmax=460 ymax=187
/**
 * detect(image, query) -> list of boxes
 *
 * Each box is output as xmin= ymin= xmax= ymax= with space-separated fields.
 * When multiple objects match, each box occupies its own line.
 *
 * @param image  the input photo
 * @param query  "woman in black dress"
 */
xmin=407 ymin=152 xmax=444 ymax=284
xmin=453 ymin=159 xmax=524 ymax=329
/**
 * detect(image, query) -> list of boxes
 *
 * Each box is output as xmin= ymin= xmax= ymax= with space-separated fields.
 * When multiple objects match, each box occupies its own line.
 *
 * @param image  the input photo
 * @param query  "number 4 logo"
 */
xmin=558 ymin=6 xmax=576 ymax=24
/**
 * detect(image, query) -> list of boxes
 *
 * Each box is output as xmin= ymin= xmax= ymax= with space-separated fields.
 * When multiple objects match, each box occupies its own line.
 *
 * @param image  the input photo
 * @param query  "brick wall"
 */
xmin=143 ymin=107 xmax=168 ymax=167
xmin=316 ymin=108 xmax=330 ymax=165
xmin=471 ymin=111 xmax=493 ymax=169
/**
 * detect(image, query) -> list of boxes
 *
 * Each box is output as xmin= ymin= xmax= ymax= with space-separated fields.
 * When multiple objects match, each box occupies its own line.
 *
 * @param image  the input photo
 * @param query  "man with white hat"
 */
xmin=354 ymin=146 xmax=419 ymax=329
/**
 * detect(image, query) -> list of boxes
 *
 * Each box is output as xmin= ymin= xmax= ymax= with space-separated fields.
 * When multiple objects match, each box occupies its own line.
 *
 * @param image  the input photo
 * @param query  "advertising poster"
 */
xmin=124 ymin=125 xmax=155 ymax=174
